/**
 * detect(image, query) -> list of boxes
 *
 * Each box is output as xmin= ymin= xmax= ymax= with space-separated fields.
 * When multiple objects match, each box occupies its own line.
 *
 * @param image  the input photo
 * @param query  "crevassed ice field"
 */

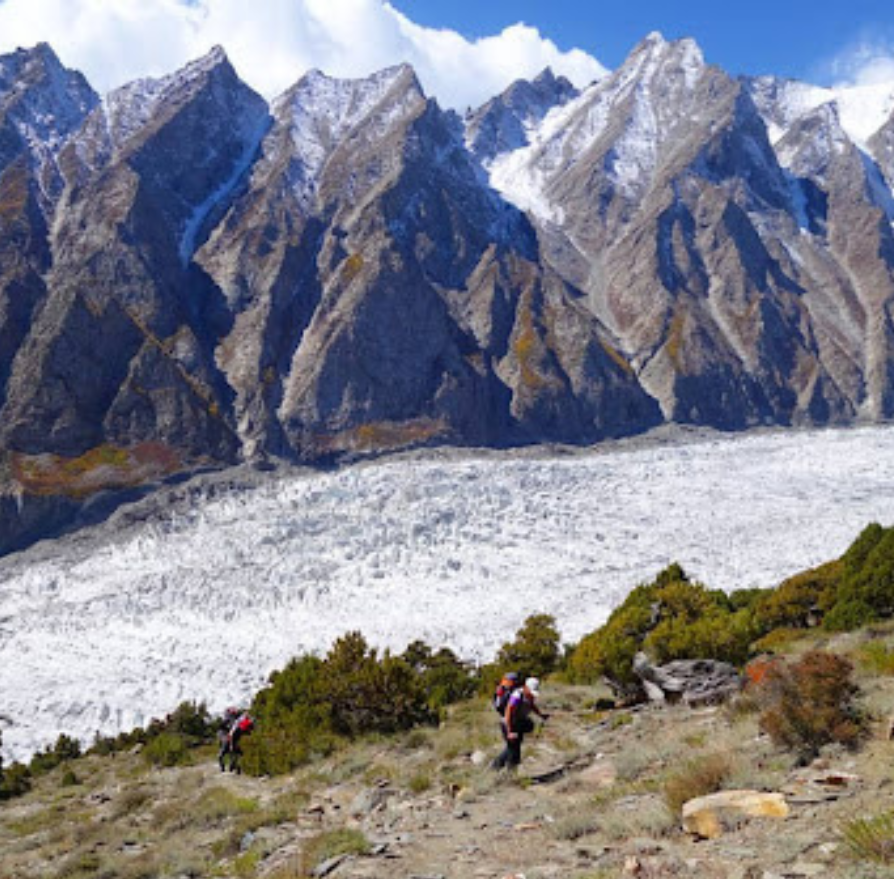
xmin=2 ymin=425 xmax=894 ymax=760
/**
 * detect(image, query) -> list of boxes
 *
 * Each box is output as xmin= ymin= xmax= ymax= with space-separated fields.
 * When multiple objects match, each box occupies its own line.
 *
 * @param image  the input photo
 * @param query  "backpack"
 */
xmin=219 ymin=707 xmax=240 ymax=734
xmin=493 ymin=673 xmax=520 ymax=715
xmin=237 ymin=714 xmax=254 ymax=734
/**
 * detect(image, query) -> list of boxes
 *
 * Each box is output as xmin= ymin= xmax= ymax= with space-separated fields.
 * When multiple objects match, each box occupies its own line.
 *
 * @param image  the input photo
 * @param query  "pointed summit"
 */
xmin=275 ymin=63 xmax=426 ymax=180
xmin=286 ymin=62 xmax=424 ymax=108
xmin=0 ymin=41 xmax=98 ymax=173
xmin=623 ymin=31 xmax=705 ymax=71
xmin=465 ymin=66 xmax=579 ymax=163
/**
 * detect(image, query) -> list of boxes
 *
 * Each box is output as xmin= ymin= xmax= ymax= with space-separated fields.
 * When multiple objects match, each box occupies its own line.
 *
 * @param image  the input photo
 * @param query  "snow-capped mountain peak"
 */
xmin=482 ymin=33 xmax=712 ymax=219
xmin=0 ymin=43 xmax=97 ymax=150
xmin=747 ymin=74 xmax=894 ymax=149
xmin=464 ymin=64 xmax=579 ymax=164
xmin=270 ymin=63 xmax=425 ymax=205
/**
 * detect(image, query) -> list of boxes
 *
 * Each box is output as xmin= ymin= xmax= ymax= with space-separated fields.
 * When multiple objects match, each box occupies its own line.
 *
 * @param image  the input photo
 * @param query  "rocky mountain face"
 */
xmin=484 ymin=33 xmax=894 ymax=427
xmin=1 ymin=36 xmax=894 ymax=545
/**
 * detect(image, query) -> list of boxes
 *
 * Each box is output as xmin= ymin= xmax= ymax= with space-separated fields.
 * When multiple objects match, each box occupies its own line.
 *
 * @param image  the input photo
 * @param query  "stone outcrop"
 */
xmin=682 ymin=790 xmax=790 ymax=839
xmin=633 ymin=652 xmax=743 ymax=705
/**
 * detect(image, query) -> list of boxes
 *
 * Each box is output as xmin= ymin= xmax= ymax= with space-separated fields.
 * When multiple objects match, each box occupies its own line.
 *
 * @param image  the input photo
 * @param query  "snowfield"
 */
xmin=2 ymin=425 xmax=894 ymax=761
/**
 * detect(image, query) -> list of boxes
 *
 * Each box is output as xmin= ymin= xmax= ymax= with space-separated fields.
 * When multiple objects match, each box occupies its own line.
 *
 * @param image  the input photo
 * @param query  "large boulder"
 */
xmin=682 ymin=790 xmax=790 ymax=839
xmin=633 ymin=652 xmax=743 ymax=705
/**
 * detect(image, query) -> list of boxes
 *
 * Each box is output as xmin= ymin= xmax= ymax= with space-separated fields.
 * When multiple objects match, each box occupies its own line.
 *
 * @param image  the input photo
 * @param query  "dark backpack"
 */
xmin=493 ymin=673 xmax=520 ymax=715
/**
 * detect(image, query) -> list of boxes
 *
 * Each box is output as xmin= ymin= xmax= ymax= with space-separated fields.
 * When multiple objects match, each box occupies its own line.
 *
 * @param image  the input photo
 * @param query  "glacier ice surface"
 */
xmin=2 ymin=425 xmax=894 ymax=760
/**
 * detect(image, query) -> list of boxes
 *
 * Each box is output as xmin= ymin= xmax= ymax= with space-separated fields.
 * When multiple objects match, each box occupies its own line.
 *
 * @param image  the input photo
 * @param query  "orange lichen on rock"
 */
xmin=11 ymin=442 xmax=181 ymax=497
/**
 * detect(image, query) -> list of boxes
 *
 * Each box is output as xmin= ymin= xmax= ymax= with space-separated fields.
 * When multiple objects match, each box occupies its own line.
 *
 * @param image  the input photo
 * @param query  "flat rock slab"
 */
xmin=682 ymin=790 xmax=789 ymax=839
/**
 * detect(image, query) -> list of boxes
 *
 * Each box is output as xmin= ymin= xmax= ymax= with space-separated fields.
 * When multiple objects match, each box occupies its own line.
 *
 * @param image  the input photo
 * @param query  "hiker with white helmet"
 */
xmin=492 ymin=676 xmax=549 ymax=770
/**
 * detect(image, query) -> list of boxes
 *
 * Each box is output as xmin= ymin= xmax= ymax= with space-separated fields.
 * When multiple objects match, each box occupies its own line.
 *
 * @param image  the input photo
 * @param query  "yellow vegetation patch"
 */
xmin=512 ymin=294 xmax=549 ymax=391
xmin=315 ymin=418 xmax=448 ymax=456
xmin=341 ymin=253 xmax=365 ymax=284
xmin=11 ymin=443 xmax=181 ymax=498
xmin=666 ymin=309 xmax=686 ymax=372
xmin=600 ymin=339 xmax=635 ymax=376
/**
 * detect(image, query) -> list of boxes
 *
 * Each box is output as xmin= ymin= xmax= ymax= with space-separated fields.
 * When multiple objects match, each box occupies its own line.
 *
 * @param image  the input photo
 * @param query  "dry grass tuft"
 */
xmin=662 ymin=751 xmax=733 ymax=816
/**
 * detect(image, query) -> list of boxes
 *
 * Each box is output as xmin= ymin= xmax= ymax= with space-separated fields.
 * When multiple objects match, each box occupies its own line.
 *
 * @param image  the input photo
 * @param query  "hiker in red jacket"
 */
xmin=218 ymin=709 xmax=254 ymax=773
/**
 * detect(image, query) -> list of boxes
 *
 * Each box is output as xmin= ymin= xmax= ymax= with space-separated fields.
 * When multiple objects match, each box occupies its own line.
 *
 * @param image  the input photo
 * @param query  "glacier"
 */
xmin=2 ymin=425 xmax=894 ymax=761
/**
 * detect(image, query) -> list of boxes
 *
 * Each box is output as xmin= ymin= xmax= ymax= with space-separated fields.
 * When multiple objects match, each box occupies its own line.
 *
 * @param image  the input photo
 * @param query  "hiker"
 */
xmin=492 ymin=676 xmax=549 ymax=770
xmin=218 ymin=708 xmax=253 ymax=773
xmin=217 ymin=706 xmax=240 ymax=771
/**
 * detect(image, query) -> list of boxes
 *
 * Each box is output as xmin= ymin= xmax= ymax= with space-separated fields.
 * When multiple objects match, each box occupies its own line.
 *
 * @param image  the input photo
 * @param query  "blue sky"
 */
xmin=393 ymin=0 xmax=894 ymax=84
xmin=0 ymin=0 xmax=892 ymax=107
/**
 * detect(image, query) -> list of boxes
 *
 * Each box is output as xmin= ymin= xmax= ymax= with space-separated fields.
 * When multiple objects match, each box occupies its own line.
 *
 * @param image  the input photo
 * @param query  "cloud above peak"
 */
xmin=0 ymin=0 xmax=607 ymax=109
xmin=827 ymin=34 xmax=894 ymax=89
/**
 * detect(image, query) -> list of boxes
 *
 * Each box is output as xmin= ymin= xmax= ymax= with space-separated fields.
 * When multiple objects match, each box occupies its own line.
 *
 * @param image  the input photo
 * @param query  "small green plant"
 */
xmin=842 ymin=810 xmax=894 ymax=864
xmin=549 ymin=807 xmax=601 ymax=841
xmin=408 ymin=771 xmax=432 ymax=794
xmin=112 ymin=785 xmax=153 ymax=819
xmin=299 ymin=829 xmax=370 ymax=876
xmin=609 ymin=711 xmax=634 ymax=730
xmin=195 ymin=787 xmax=259 ymax=825
xmin=856 ymin=640 xmax=894 ymax=676
xmin=55 ymin=852 xmax=102 ymax=878
xmin=663 ymin=752 xmax=732 ymax=816
xmin=233 ymin=849 xmax=263 ymax=877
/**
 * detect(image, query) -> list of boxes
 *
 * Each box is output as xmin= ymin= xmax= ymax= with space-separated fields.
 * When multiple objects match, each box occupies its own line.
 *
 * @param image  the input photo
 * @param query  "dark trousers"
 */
xmin=492 ymin=722 xmax=525 ymax=769
xmin=218 ymin=731 xmax=243 ymax=772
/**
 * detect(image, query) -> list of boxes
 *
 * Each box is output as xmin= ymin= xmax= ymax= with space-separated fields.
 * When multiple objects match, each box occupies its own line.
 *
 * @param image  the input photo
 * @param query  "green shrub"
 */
xmin=757 ymin=650 xmax=867 ymax=761
xmin=496 ymin=613 xmax=562 ymax=678
xmin=28 ymin=733 xmax=81 ymax=776
xmin=824 ymin=524 xmax=894 ymax=630
xmin=566 ymin=565 xmax=753 ymax=685
xmin=401 ymin=641 xmax=478 ymax=710
xmin=165 ymin=700 xmax=214 ymax=738
xmin=752 ymin=562 xmax=839 ymax=630
xmin=0 ymin=760 xmax=31 ymax=799
xmin=143 ymin=731 xmax=189 ymax=767
xmin=824 ymin=598 xmax=879 ymax=631
xmin=244 ymin=632 xmax=457 ymax=776
xmin=320 ymin=633 xmax=433 ymax=737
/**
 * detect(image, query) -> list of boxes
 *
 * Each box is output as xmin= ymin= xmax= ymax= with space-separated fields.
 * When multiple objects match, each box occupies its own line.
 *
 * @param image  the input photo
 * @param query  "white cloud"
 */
xmin=828 ymin=36 xmax=894 ymax=88
xmin=0 ymin=0 xmax=607 ymax=109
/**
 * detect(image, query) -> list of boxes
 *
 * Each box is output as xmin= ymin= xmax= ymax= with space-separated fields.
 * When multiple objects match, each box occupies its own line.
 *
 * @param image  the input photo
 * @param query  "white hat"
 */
xmin=525 ymin=677 xmax=540 ymax=696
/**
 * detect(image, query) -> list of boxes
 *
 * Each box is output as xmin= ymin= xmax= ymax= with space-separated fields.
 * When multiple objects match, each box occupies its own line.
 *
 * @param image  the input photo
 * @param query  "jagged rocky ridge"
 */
xmin=2 ymin=36 xmax=894 ymax=506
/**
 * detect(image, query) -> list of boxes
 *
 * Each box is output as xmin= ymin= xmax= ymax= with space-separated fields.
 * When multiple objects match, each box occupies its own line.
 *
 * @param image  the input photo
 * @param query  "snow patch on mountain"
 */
xmin=749 ymin=76 xmax=894 ymax=148
xmin=484 ymin=82 xmax=610 ymax=222
xmin=484 ymin=33 xmax=708 ymax=219
xmin=101 ymin=47 xmax=230 ymax=153
xmin=179 ymin=112 xmax=270 ymax=265
xmin=275 ymin=64 xmax=422 ymax=207
xmin=3 ymin=426 xmax=894 ymax=762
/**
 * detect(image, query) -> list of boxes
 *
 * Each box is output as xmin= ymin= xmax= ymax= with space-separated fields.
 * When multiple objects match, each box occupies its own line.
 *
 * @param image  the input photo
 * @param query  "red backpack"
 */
xmin=493 ymin=673 xmax=520 ymax=715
